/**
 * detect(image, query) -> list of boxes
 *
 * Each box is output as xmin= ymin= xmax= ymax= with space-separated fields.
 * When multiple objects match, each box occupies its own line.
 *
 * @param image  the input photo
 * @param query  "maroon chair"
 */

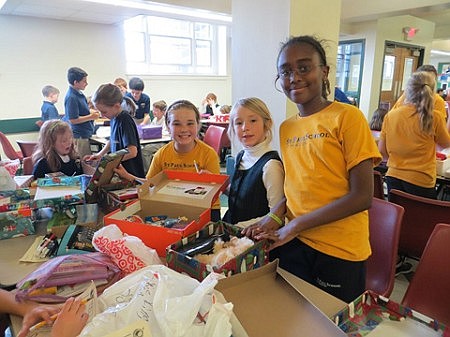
xmin=373 ymin=170 xmax=384 ymax=200
xmin=22 ymin=156 xmax=34 ymax=175
xmin=16 ymin=140 xmax=38 ymax=157
xmin=402 ymin=223 xmax=450 ymax=325
xmin=388 ymin=189 xmax=450 ymax=260
xmin=0 ymin=131 xmax=23 ymax=161
xmin=203 ymin=125 xmax=227 ymax=160
xmin=365 ymin=197 xmax=404 ymax=297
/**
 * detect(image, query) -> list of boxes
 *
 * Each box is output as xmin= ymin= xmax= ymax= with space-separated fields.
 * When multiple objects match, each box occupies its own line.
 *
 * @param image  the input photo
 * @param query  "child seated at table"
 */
xmin=32 ymin=120 xmax=83 ymax=179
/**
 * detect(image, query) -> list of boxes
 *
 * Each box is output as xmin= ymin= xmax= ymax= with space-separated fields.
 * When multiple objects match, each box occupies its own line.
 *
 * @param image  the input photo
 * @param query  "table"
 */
xmin=0 ymin=235 xmax=44 ymax=288
xmin=89 ymin=135 xmax=172 ymax=151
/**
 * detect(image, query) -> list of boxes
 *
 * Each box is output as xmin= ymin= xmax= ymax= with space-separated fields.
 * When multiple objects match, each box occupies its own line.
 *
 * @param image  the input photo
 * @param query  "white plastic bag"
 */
xmin=92 ymin=224 xmax=161 ymax=274
xmin=0 ymin=166 xmax=16 ymax=191
xmin=79 ymin=265 xmax=233 ymax=337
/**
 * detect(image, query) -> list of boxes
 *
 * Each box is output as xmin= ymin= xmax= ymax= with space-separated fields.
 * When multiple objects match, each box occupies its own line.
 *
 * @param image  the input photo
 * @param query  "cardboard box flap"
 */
xmin=138 ymin=170 xmax=228 ymax=209
xmin=85 ymin=149 xmax=128 ymax=203
xmin=216 ymin=260 xmax=347 ymax=337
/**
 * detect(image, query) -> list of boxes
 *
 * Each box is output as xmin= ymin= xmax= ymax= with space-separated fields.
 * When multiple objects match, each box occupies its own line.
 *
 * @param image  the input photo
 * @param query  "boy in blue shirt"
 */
xmin=63 ymin=67 xmax=99 ymax=159
xmin=41 ymin=85 xmax=60 ymax=121
xmin=125 ymin=77 xmax=151 ymax=125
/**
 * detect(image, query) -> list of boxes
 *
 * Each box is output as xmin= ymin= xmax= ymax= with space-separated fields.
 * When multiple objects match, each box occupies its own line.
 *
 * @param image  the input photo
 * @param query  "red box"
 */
xmin=103 ymin=170 xmax=229 ymax=256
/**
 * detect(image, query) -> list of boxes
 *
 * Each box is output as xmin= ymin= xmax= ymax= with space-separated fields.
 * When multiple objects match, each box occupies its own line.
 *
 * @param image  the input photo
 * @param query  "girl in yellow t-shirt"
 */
xmin=243 ymin=35 xmax=381 ymax=302
xmin=379 ymin=71 xmax=450 ymax=199
xmin=115 ymin=99 xmax=221 ymax=221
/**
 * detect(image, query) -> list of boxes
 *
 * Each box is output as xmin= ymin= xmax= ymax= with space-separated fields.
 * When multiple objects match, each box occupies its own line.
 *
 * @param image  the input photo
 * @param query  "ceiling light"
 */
xmin=431 ymin=50 xmax=450 ymax=56
xmin=80 ymin=0 xmax=232 ymax=22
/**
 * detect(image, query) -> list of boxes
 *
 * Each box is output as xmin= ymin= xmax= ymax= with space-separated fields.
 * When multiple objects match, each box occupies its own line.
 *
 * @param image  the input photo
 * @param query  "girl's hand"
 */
xmin=114 ymin=164 xmax=134 ymax=182
xmin=83 ymin=154 xmax=101 ymax=162
xmin=17 ymin=305 xmax=60 ymax=337
xmin=51 ymin=297 xmax=88 ymax=337
xmin=256 ymin=225 xmax=296 ymax=251
xmin=241 ymin=215 xmax=282 ymax=240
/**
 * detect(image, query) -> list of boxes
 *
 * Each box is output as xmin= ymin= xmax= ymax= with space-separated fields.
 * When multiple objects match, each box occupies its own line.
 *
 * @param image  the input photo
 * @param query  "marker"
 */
xmin=194 ymin=160 xmax=200 ymax=173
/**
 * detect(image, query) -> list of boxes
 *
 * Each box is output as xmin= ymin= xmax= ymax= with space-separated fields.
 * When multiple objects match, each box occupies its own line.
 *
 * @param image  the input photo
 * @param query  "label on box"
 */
xmin=156 ymin=182 xmax=214 ymax=200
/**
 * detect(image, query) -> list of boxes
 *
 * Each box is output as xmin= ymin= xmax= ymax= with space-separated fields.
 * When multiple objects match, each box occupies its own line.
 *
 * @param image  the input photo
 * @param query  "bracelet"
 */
xmin=267 ymin=212 xmax=283 ymax=226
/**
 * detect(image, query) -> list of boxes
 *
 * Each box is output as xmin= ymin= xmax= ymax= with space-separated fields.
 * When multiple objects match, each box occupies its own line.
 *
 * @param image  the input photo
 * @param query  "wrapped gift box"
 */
xmin=103 ymin=170 xmax=229 ymax=256
xmin=333 ymin=290 xmax=448 ymax=336
xmin=166 ymin=221 xmax=268 ymax=281
xmin=137 ymin=125 xmax=162 ymax=139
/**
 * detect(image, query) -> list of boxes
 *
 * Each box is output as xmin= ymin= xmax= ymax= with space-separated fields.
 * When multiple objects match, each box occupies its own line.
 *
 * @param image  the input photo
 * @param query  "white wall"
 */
xmin=0 ymin=14 xmax=231 ymax=158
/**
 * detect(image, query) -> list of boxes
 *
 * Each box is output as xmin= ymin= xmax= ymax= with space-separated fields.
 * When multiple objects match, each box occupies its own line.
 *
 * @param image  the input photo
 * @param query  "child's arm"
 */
xmin=68 ymin=111 xmax=100 ymax=125
xmin=141 ymin=114 xmax=151 ymax=125
xmin=84 ymin=141 xmax=110 ymax=162
xmin=258 ymin=159 xmax=374 ymax=250
xmin=114 ymin=164 xmax=147 ymax=185
xmin=50 ymin=297 xmax=88 ymax=337
xmin=121 ymin=145 xmax=138 ymax=161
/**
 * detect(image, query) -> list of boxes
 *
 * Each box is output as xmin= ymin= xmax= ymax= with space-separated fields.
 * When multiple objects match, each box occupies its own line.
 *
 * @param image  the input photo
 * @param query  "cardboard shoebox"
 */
xmin=332 ymin=290 xmax=448 ymax=336
xmin=137 ymin=125 xmax=163 ymax=139
xmin=166 ymin=221 xmax=268 ymax=281
xmin=103 ymin=170 xmax=229 ymax=256
xmin=214 ymin=260 xmax=347 ymax=337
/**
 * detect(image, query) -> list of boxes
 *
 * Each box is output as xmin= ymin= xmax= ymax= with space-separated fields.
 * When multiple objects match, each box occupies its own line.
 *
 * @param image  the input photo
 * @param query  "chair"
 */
xmin=203 ymin=125 xmax=228 ymax=161
xmin=365 ymin=197 xmax=404 ymax=297
xmin=373 ymin=170 xmax=384 ymax=199
xmin=0 ymin=131 xmax=23 ymax=161
xmin=401 ymin=223 xmax=450 ymax=325
xmin=388 ymin=189 xmax=450 ymax=260
xmin=16 ymin=140 xmax=38 ymax=157
xmin=22 ymin=156 xmax=34 ymax=175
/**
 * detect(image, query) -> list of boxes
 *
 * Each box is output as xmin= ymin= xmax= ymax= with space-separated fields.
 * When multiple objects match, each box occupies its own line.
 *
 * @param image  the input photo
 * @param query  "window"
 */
xmin=336 ymin=40 xmax=365 ymax=106
xmin=124 ymin=15 xmax=228 ymax=75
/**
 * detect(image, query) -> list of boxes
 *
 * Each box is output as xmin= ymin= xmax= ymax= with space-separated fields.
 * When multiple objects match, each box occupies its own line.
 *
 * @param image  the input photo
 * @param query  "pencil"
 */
xmin=29 ymin=298 xmax=88 ymax=332
xmin=194 ymin=160 xmax=200 ymax=173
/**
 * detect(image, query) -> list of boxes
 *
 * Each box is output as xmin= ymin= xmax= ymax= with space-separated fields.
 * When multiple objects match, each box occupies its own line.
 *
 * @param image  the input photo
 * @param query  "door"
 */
xmin=380 ymin=45 xmax=419 ymax=109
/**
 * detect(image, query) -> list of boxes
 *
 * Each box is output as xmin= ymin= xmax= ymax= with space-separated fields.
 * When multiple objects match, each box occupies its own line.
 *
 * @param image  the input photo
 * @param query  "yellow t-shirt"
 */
xmin=147 ymin=139 xmax=221 ymax=209
xmin=280 ymin=102 xmax=382 ymax=261
xmin=392 ymin=93 xmax=447 ymax=121
xmin=380 ymin=104 xmax=450 ymax=188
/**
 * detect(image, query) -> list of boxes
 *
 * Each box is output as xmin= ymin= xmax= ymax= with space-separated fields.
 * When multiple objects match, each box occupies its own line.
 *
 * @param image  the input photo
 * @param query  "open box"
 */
xmin=333 ymin=290 xmax=449 ymax=336
xmin=214 ymin=260 xmax=347 ymax=337
xmin=103 ymin=170 xmax=229 ymax=256
xmin=166 ymin=221 xmax=268 ymax=281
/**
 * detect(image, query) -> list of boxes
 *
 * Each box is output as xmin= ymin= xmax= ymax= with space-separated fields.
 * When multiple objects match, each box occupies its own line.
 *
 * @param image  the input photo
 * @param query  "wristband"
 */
xmin=267 ymin=212 xmax=283 ymax=226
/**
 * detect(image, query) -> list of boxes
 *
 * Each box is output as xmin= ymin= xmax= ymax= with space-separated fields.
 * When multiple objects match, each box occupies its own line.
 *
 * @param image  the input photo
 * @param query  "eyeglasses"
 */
xmin=278 ymin=64 xmax=324 ymax=80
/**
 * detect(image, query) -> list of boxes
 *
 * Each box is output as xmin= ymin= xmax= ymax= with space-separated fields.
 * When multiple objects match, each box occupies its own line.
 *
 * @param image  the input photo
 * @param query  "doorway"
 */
xmin=379 ymin=42 xmax=423 ymax=109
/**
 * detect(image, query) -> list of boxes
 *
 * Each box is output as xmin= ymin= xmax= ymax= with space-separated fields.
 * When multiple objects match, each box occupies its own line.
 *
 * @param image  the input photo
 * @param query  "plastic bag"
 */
xmin=15 ymin=252 xmax=123 ymax=303
xmin=79 ymin=265 xmax=233 ymax=337
xmin=92 ymin=224 xmax=162 ymax=274
xmin=0 ymin=165 xmax=16 ymax=191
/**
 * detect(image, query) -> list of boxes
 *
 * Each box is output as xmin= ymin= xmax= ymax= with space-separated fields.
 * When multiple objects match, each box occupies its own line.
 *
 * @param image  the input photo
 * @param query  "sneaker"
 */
xmin=395 ymin=262 xmax=413 ymax=276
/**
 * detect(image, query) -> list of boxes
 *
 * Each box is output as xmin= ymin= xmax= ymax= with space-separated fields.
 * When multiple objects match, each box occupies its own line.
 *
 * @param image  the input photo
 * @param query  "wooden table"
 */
xmin=0 ymin=235 xmax=44 ymax=288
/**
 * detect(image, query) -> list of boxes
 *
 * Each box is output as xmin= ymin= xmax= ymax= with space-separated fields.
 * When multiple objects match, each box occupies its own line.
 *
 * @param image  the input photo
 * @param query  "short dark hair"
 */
xmin=416 ymin=64 xmax=438 ymax=77
xmin=67 ymin=67 xmax=88 ymax=85
xmin=129 ymin=77 xmax=145 ymax=91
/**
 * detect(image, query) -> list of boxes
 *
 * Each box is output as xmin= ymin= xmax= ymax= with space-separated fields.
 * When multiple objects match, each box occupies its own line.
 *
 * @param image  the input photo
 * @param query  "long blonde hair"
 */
xmin=32 ymin=120 xmax=78 ymax=171
xmin=404 ymin=71 xmax=435 ymax=134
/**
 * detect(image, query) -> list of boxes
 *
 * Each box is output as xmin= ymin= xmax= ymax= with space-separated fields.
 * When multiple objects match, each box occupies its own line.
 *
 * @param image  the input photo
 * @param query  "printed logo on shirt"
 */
xmin=286 ymin=132 xmax=330 ymax=146
xmin=163 ymin=162 xmax=195 ymax=170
